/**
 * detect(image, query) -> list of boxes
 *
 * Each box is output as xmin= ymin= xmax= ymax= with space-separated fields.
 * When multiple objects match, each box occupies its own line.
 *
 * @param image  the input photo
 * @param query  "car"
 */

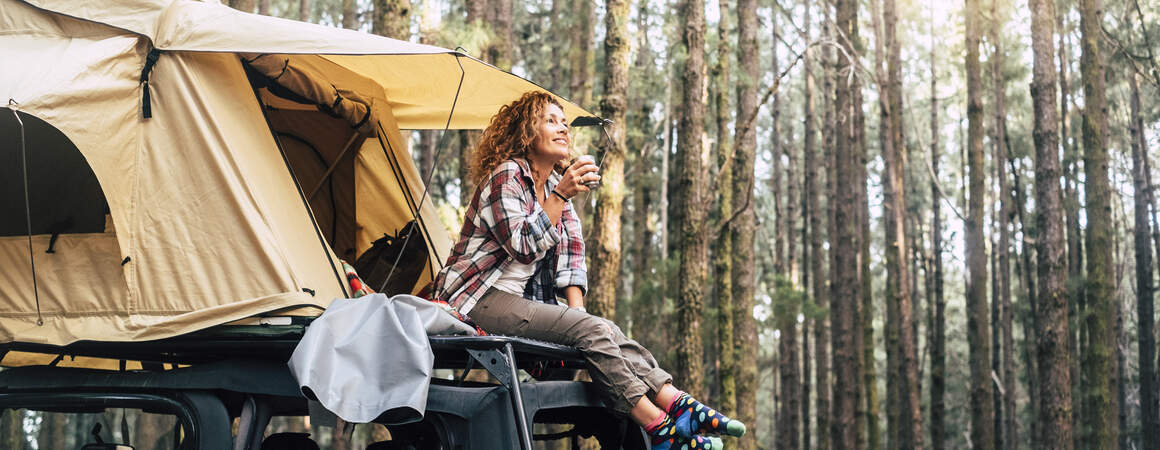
xmin=1 ymin=322 xmax=649 ymax=449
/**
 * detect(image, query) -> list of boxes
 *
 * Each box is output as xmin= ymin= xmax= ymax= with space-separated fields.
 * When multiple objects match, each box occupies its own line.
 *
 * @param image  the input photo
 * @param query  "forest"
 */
xmin=6 ymin=0 xmax=1160 ymax=448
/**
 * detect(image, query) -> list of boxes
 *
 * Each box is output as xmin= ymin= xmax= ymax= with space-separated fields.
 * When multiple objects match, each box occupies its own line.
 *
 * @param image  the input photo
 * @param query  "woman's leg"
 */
xmin=468 ymin=289 xmax=651 ymax=417
xmin=598 ymin=317 xmax=674 ymax=397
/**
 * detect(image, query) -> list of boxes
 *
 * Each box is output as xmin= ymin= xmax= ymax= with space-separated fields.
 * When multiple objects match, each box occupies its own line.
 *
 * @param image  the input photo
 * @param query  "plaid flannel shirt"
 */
xmin=432 ymin=158 xmax=587 ymax=315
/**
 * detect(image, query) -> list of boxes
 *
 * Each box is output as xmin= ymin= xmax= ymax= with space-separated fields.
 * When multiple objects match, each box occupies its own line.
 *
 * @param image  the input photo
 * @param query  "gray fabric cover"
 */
xmin=288 ymin=294 xmax=476 ymax=423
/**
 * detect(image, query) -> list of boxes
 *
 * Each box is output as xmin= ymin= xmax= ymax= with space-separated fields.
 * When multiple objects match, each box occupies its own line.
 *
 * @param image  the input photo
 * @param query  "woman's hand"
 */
xmin=555 ymin=158 xmax=601 ymax=199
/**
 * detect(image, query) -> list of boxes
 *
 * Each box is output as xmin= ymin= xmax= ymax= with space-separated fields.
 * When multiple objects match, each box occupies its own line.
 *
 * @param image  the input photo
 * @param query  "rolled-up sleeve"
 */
xmin=479 ymin=166 xmax=562 ymax=265
xmin=554 ymin=199 xmax=587 ymax=294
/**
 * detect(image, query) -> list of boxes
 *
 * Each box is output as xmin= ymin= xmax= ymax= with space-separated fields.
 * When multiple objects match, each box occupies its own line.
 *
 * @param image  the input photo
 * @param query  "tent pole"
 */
xmin=8 ymin=103 xmax=43 ymax=326
xmin=307 ymin=133 xmax=362 ymax=200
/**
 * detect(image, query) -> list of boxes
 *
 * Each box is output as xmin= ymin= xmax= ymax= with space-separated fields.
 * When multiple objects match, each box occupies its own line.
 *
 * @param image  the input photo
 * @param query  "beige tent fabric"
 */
xmin=24 ymin=0 xmax=593 ymax=129
xmin=0 ymin=0 xmax=582 ymax=349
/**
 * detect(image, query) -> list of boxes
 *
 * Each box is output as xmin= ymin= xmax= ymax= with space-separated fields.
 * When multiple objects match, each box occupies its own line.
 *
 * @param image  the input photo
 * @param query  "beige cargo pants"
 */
xmin=468 ymin=288 xmax=673 ymax=416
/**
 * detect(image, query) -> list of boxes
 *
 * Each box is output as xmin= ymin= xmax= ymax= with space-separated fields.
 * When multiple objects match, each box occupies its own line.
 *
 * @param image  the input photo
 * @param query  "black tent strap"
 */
xmin=7 ymin=104 xmax=43 ymax=326
xmin=139 ymin=48 xmax=162 ymax=119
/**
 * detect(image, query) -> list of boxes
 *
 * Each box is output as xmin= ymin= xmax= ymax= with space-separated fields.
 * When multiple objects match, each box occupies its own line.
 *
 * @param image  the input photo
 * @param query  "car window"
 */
xmin=2 ymin=408 xmax=181 ymax=450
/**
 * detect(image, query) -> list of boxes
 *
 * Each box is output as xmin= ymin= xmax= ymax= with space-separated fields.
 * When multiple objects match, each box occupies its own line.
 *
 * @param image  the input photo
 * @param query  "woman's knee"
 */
xmin=575 ymin=316 xmax=616 ymax=349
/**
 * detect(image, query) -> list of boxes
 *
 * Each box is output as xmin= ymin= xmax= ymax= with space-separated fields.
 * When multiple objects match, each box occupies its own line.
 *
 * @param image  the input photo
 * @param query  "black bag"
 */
xmin=354 ymin=220 xmax=429 ymax=296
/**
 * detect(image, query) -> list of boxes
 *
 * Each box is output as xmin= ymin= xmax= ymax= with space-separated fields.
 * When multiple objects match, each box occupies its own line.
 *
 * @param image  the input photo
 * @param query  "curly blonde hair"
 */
xmin=468 ymin=91 xmax=570 ymax=184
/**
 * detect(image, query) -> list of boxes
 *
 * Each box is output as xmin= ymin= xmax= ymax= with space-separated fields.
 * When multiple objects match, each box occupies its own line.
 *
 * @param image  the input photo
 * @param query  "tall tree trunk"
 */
xmin=854 ymin=20 xmax=875 ymax=447
xmin=37 ymin=414 xmax=67 ymax=450
xmin=1078 ymin=0 xmax=1118 ymax=445
xmin=675 ymin=0 xmax=707 ymax=397
xmin=0 ymin=410 xmax=23 ymax=450
xmin=778 ymin=297 xmax=802 ymax=450
xmin=801 ymin=0 xmax=817 ymax=445
xmin=773 ymin=12 xmax=799 ymax=448
xmin=373 ymin=0 xmax=410 ymax=39
xmin=570 ymin=0 xmax=595 ymax=109
xmin=712 ymin=0 xmax=736 ymax=417
xmin=782 ymin=23 xmax=802 ymax=445
xmin=868 ymin=1 xmax=897 ymax=444
xmin=588 ymin=0 xmax=630 ymax=321
xmin=1130 ymin=72 xmax=1159 ymax=450
xmin=965 ymin=0 xmax=995 ymax=446
xmin=816 ymin=3 xmax=834 ymax=448
xmin=928 ymin=5 xmax=946 ymax=446
xmin=772 ymin=15 xmax=785 ymax=276
xmin=881 ymin=0 xmax=922 ymax=446
xmin=832 ymin=0 xmax=864 ymax=446
xmin=1029 ymin=0 xmax=1073 ymax=445
xmin=987 ymin=3 xmax=1015 ymax=447
xmin=732 ymin=0 xmax=759 ymax=440
xmin=458 ymin=0 xmax=488 ymax=209
xmin=341 ymin=0 xmax=358 ymax=29
xmin=299 ymin=0 xmax=309 ymax=21
xmin=486 ymin=0 xmax=513 ymax=70
xmin=257 ymin=0 xmax=269 ymax=15
xmin=1011 ymin=153 xmax=1040 ymax=450
xmin=229 ymin=0 xmax=256 ymax=12
xmin=1057 ymin=12 xmax=1085 ymax=443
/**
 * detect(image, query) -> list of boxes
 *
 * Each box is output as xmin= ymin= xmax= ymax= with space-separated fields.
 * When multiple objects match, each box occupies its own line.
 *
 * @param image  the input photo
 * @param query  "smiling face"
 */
xmin=529 ymin=102 xmax=570 ymax=164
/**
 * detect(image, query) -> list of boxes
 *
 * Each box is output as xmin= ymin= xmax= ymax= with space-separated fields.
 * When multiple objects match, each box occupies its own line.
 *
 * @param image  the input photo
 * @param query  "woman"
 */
xmin=432 ymin=92 xmax=745 ymax=450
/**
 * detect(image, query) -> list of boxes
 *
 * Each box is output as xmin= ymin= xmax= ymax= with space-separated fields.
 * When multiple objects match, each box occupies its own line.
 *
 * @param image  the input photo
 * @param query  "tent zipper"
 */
xmin=139 ymin=48 xmax=162 ymax=119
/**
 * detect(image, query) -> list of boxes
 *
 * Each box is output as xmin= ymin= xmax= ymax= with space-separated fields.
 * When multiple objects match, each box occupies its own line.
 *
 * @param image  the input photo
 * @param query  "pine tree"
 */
xmin=588 ymin=0 xmax=630 ymax=321
xmin=1029 ymin=0 xmax=1073 ymax=445
xmin=1129 ymin=71 xmax=1159 ymax=450
xmin=731 ymin=0 xmax=760 ymax=442
xmin=965 ymin=0 xmax=995 ymax=447
xmin=831 ymin=0 xmax=865 ymax=446
xmin=712 ymin=0 xmax=737 ymax=417
xmin=1078 ymin=0 xmax=1118 ymax=445
xmin=675 ymin=0 xmax=708 ymax=397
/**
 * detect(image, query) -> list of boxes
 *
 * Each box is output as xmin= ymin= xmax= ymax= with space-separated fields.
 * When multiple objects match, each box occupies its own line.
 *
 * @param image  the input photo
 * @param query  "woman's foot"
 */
xmin=645 ymin=414 xmax=723 ymax=450
xmin=664 ymin=391 xmax=746 ymax=438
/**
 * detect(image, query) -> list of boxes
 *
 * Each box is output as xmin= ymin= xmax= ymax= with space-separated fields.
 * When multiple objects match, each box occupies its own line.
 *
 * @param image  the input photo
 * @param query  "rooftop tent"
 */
xmin=0 ymin=0 xmax=593 ymax=347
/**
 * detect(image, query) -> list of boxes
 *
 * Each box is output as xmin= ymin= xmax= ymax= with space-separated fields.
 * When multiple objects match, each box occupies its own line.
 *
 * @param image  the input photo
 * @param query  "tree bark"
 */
xmin=801 ymin=0 xmax=817 ymax=445
xmin=299 ymin=0 xmax=309 ymax=21
xmin=1056 ymin=13 xmax=1085 ymax=445
xmin=928 ymin=8 xmax=946 ymax=447
xmin=588 ymin=0 xmax=630 ymax=321
xmin=1011 ymin=152 xmax=1040 ymax=450
xmin=570 ymin=0 xmax=595 ymax=109
xmin=732 ymin=0 xmax=759 ymax=436
xmin=965 ymin=0 xmax=996 ymax=446
xmin=778 ymin=293 xmax=801 ymax=450
xmin=675 ymin=0 xmax=708 ymax=397
xmin=712 ymin=0 xmax=736 ymax=417
xmin=1130 ymin=72 xmax=1159 ymax=450
xmin=987 ymin=3 xmax=1015 ymax=447
xmin=772 ymin=10 xmax=799 ymax=449
xmin=228 ymin=0 xmax=256 ymax=13
xmin=818 ymin=4 xmax=834 ymax=448
xmin=772 ymin=14 xmax=784 ymax=276
xmin=1029 ymin=0 xmax=1073 ymax=445
xmin=341 ymin=0 xmax=358 ymax=29
xmin=1078 ymin=0 xmax=1119 ymax=446
xmin=832 ymin=0 xmax=864 ymax=447
xmin=486 ymin=0 xmax=513 ymax=70
xmin=881 ymin=0 xmax=922 ymax=446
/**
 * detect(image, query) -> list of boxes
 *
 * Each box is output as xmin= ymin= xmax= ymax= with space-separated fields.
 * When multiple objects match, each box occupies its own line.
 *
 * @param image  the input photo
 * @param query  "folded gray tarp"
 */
xmin=288 ymin=294 xmax=477 ymax=423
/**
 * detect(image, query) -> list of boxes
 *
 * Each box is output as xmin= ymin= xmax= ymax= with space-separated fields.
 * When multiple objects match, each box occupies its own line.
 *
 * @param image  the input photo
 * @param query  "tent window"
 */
xmin=255 ymin=98 xmax=363 ymax=262
xmin=1 ymin=111 xmax=113 ymax=238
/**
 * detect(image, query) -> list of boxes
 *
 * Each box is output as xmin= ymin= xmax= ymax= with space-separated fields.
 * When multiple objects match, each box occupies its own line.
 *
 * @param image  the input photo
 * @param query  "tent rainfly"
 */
xmin=0 ymin=0 xmax=593 ymax=349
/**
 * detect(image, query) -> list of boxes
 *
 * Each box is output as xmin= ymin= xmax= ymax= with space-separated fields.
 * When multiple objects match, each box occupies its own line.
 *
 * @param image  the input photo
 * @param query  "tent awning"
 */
xmin=22 ymin=0 xmax=594 ymax=129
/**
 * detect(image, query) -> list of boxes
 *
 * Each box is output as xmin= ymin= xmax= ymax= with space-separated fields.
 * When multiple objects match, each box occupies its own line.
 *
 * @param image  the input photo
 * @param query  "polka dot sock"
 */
xmin=645 ymin=413 xmax=723 ymax=450
xmin=664 ymin=391 xmax=747 ymax=438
